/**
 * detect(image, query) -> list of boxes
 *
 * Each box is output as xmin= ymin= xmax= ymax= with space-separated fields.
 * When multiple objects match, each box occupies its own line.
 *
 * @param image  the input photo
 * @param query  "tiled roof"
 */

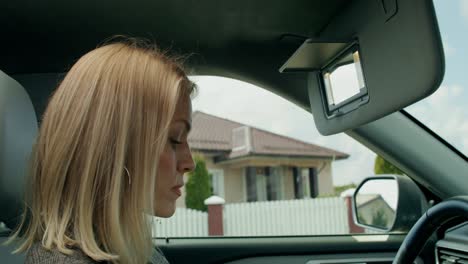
xmin=188 ymin=111 xmax=349 ymax=160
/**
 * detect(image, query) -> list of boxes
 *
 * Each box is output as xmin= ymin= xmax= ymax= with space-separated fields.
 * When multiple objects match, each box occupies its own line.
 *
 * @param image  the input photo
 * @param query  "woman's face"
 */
xmin=155 ymin=93 xmax=195 ymax=217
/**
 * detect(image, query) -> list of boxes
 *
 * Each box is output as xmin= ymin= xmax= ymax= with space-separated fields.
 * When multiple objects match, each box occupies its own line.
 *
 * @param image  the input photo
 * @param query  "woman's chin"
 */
xmin=154 ymin=205 xmax=176 ymax=218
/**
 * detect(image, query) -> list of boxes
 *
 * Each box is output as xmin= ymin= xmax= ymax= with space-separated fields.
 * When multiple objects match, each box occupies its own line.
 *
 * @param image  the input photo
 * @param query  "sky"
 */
xmin=190 ymin=0 xmax=467 ymax=186
xmin=406 ymin=0 xmax=468 ymax=156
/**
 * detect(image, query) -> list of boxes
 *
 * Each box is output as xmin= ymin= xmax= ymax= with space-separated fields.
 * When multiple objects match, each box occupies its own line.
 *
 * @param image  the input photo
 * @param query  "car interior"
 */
xmin=0 ymin=0 xmax=467 ymax=263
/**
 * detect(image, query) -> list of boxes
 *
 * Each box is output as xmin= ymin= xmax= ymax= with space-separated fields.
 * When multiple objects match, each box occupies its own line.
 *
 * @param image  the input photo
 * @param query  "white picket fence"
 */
xmin=152 ymin=208 xmax=208 ymax=237
xmin=224 ymin=197 xmax=348 ymax=236
xmin=152 ymin=197 xmax=350 ymax=237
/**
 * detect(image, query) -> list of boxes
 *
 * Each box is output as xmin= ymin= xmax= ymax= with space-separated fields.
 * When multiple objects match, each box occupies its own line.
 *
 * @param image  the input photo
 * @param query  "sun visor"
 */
xmin=280 ymin=0 xmax=444 ymax=135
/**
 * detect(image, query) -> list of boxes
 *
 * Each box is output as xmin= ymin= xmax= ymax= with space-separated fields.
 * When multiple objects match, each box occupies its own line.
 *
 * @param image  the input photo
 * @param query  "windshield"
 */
xmin=149 ymin=1 xmax=466 ymax=238
xmin=406 ymin=0 xmax=468 ymax=156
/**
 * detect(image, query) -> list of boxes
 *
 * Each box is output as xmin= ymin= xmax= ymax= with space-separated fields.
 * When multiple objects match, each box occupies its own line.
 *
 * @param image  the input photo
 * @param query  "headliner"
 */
xmin=1 ymin=0 xmax=350 ymax=108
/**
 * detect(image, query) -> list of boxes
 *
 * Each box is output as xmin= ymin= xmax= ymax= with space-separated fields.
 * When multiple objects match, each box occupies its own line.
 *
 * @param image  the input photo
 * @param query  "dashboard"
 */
xmin=436 ymin=222 xmax=468 ymax=263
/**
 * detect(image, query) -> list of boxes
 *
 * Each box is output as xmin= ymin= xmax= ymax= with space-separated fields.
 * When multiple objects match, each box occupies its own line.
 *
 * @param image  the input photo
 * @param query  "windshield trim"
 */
xmin=400 ymin=110 xmax=467 ymax=161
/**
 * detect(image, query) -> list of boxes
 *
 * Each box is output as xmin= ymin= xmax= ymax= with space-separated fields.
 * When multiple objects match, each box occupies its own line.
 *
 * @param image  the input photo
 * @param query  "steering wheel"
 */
xmin=393 ymin=196 xmax=468 ymax=264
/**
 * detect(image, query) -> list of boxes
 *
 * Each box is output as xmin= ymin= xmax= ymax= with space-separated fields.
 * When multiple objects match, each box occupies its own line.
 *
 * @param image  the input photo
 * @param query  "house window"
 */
xmin=255 ymin=167 xmax=268 ymax=201
xmin=293 ymin=167 xmax=304 ymax=199
xmin=246 ymin=167 xmax=258 ymax=202
xmin=208 ymin=169 xmax=225 ymax=198
xmin=267 ymin=167 xmax=283 ymax=201
xmin=294 ymin=167 xmax=318 ymax=199
xmin=246 ymin=166 xmax=283 ymax=202
xmin=301 ymin=168 xmax=311 ymax=198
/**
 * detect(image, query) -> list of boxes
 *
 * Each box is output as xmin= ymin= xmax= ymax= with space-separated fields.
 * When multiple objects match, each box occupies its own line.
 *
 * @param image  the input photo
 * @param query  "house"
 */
xmin=176 ymin=111 xmax=349 ymax=207
xmin=355 ymin=194 xmax=396 ymax=229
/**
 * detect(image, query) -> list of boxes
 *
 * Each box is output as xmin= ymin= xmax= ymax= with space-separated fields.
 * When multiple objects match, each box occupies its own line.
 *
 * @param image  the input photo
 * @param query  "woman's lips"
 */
xmin=172 ymin=187 xmax=182 ymax=197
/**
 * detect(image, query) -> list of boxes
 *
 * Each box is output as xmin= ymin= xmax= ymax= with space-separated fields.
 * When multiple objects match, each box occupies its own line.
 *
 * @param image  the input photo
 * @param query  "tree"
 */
xmin=374 ymin=155 xmax=404 ymax=175
xmin=371 ymin=209 xmax=388 ymax=228
xmin=185 ymin=155 xmax=212 ymax=212
xmin=334 ymin=183 xmax=357 ymax=196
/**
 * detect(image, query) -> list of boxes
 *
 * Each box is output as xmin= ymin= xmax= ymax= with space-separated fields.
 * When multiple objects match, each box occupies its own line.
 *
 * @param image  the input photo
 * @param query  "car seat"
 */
xmin=0 ymin=70 xmax=38 ymax=262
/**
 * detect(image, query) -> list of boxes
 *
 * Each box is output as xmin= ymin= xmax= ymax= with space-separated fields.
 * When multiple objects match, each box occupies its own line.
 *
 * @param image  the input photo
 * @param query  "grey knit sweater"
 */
xmin=25 ymin=243 xmax=170 ymax=264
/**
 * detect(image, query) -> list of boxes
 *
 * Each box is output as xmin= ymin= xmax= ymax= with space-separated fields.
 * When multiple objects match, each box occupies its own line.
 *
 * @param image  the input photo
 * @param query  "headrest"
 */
xmin=0 ymin=70 xmax=38 ymax=229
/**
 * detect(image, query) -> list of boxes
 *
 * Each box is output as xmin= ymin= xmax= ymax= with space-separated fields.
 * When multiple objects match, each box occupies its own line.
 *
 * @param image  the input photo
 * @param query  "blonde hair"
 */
xmin=10 ymin=39 xmax=195 ymax=263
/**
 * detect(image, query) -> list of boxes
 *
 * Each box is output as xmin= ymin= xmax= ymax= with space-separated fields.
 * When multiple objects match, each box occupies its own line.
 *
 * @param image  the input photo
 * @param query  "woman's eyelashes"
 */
xmin=169 ymin=138 xmax=183 ymax=149
xmin=168 ymin=127 xmax=188 ymax=149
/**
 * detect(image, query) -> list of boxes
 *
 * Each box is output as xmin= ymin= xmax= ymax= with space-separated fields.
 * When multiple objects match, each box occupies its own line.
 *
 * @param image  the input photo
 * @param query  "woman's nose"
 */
xmin=178 ymin=145 xmax=195 ymax=173
xmin=184 ymin=155 xmax=196 ymax=173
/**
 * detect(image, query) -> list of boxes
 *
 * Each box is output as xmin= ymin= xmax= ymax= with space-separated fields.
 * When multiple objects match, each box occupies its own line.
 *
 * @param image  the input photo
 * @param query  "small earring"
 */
xmin=124 ymin=167 xmax=131 ymax=185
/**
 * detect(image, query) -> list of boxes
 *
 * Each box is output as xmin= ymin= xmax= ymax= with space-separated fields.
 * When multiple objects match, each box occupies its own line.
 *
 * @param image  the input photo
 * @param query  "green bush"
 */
xmin=371 ymin=209 xmax=388 ymax=227
xmin=374 ymin=155 xmax=404 ymax=175
xmin=334 ymin=183 xmax=357 ymax=196
xmin=185 ymin=155 xmax=212 ymax=212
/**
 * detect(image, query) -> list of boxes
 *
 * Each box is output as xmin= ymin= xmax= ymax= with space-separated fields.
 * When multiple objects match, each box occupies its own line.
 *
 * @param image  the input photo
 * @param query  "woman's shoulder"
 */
xmin=25 ymin=242 xmax=170 ymax=264
xmin=25 ymin=242 xmax=98 ymax=264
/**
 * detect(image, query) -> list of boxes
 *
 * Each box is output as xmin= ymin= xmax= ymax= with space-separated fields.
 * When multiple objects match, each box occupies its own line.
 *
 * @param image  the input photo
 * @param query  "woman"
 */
xmin=10 ymin=39 xmax=196 ymax=263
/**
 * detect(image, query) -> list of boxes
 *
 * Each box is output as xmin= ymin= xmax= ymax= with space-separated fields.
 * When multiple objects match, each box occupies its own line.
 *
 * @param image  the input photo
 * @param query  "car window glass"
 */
xmin=406 ymin=0 xmax=467 ymax=156
xmin=151 ymin=76 xmax=407 ymax=238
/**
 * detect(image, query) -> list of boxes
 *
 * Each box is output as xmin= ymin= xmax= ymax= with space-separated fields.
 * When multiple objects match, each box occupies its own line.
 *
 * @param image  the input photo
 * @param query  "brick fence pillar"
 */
xmin=204 ymin=196 xmax=225 ymax=236
xmin=343 ymin=195 xmax=364 ymax=234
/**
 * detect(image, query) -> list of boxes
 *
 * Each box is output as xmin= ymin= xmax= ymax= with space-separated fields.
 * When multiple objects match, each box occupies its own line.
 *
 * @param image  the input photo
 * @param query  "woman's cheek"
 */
xmin=158 ymin=144 xmax=176 ymax=180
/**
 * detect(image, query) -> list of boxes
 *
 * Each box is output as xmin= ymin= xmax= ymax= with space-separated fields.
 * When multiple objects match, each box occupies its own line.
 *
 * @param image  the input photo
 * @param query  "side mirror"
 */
xmin=353 ymin=175 xmax=428 ymax=232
